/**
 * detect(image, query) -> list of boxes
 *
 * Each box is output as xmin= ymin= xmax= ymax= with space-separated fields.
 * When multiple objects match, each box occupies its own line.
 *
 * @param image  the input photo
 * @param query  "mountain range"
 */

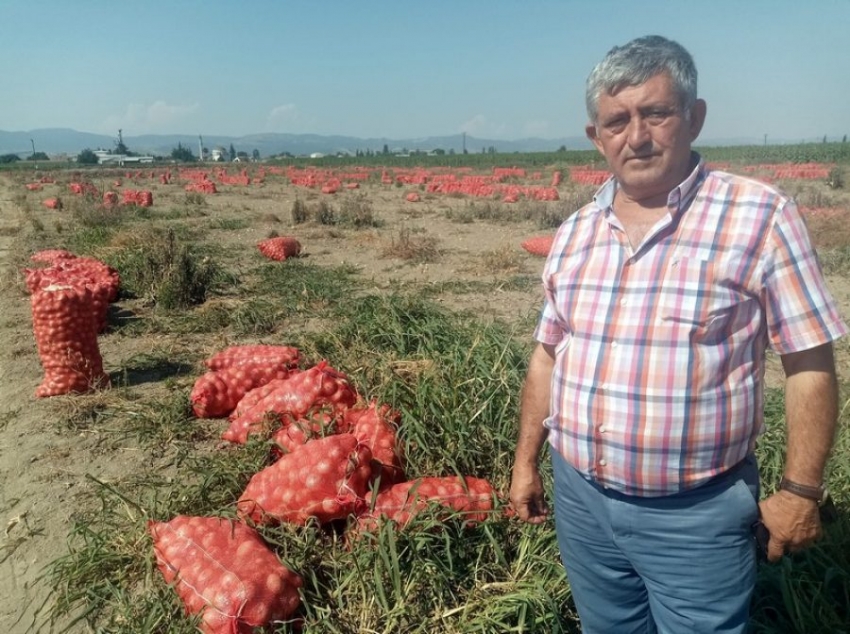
xmin=1 ymin=128 xmax=792 ymax=160
xmin=0 ymin=128 xmax=599 ymax=159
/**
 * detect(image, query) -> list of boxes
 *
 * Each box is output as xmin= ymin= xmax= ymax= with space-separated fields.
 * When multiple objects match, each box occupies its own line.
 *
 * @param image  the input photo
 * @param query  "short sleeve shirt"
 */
xmin=535 ymin=157 xmax=848 ymax=496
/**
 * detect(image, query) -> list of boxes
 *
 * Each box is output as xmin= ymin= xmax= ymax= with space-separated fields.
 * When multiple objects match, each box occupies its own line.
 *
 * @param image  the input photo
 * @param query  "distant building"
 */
xmin=211 ymin=147 xmax=228 ymax=162
xmin=93 ymin=150 xmax=153 ymax=165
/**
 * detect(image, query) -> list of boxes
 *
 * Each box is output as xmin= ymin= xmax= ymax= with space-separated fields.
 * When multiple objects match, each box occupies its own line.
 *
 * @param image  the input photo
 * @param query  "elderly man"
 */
xmin=510 ymin=35 xmax=847 ymax=633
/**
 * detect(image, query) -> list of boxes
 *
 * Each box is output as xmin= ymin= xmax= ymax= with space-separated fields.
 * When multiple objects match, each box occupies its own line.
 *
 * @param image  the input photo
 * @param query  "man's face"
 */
xmin=586 ymin=73 xmax=706 ymax=203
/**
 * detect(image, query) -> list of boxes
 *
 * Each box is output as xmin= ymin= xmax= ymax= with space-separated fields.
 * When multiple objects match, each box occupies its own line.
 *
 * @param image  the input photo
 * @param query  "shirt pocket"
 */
xmin=656 ymin=258 xmax=743 ymax=342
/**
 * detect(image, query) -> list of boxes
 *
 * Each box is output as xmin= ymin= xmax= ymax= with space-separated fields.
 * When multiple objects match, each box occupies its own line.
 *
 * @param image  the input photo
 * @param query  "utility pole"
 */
xmin=30 ymin=138 xmax=35 ymax=156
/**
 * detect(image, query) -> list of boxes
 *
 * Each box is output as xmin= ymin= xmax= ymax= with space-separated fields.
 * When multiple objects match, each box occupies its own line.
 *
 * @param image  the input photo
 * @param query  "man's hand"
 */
xmin=509 ymin=463 xmax=549 ymax=524
xmin=757 ymin=490 xmax=823 ymax=562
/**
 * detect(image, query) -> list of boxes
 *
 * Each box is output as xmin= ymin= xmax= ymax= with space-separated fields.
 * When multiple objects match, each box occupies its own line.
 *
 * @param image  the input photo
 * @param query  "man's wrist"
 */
xmin=779 ymin=476 xmax=828 ymax=505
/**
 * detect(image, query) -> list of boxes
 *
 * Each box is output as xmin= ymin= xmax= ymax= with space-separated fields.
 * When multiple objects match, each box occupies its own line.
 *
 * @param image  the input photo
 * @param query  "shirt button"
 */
xmin=600 ymin=383 xmax=608 ymax=390
xmin=620 ymin=298 xmax=628 ymax=306
xmin=599 ymin=425 xmax=607 ymax=433
xmin=611 ymin=341 xmax=618 ymax=348
xmin=598 ymin=458 xmax=607 ymax=466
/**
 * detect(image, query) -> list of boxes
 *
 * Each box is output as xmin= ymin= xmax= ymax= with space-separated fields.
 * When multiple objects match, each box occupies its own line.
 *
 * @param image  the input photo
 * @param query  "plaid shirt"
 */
xmin=535 ymin=156 xmax=848 ymax=496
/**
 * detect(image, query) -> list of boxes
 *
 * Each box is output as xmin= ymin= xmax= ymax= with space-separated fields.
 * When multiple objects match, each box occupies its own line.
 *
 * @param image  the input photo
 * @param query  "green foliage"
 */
xmin=0 ymin=153 xmax=21 ymax=163
xmin=827 ymin=166 xmax=845 ymax=189
xmin=170 ymin=143 xmax=196 ymax=162
xmin=696 ymin=141 xmax=850 ymax=165
xmin=77 ymin=148 xmax=99 ymax=165
xmin=107 ymin=228 xmax=225 ymax=310
xmin=27 ymin=151 xmax=50 ymax=161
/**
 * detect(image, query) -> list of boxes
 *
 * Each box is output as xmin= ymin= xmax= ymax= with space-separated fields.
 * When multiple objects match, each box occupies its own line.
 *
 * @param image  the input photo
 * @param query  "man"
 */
xmin=509 ymin=35 xmax=847 ymax=633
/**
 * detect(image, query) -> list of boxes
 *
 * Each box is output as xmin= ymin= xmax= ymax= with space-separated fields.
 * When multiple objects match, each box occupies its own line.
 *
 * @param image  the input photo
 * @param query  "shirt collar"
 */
xmin=593 ymin=152 xmax=706 ymax=216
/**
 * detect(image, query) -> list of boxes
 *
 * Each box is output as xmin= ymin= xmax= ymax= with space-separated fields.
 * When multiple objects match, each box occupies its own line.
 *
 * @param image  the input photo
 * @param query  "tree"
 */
xmin=77 ymin=149 xmax=99 ymax=165
xmin=171 ymin=143 xmax=196 ymax=162
xmin=252 ymin=149 xmax=260 ymax=161
xmin=382 ymin=144 xmax=389 ymax=155
xmin=229 ymin=144 xmax=236 ymax=162
xmin=27 ymin=152 xmax=49 ymax=161
xmin=0 ymin=154 xmax=21 ymax=164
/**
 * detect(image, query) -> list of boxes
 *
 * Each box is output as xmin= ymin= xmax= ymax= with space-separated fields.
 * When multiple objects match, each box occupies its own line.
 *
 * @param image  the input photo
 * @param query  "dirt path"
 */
xmin=0 ymin=178 xmax=64 ymax=632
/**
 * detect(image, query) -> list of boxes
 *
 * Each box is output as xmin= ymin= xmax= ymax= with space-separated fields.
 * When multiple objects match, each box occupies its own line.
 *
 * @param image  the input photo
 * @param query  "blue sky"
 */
xmin=1 ymin=0 xmax=848 ymax=143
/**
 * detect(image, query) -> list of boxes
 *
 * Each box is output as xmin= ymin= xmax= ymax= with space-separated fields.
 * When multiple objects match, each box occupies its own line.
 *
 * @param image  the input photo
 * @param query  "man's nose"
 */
xmin=626 ymin=115 xmax=652 ymax=149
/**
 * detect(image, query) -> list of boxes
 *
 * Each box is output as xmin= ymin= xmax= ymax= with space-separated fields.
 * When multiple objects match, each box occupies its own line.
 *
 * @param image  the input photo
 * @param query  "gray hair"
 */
xmin=585 ymin=35 xmax=698 ymax=123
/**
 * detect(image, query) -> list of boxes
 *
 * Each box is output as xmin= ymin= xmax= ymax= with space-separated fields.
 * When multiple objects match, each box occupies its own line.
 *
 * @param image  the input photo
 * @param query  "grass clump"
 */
xmin=481 ymin=244 xmax=526 ymax=274
xmin=291 ymin=198 xmax=309 ymax=224
xmin=253 ymin=259 xmax=361 ymax=314
xmin=315 ymin=200 xmax=336 ymax=225
xmin=184 ymin=192 xmax=207 ymax=206
xmin=107 ymin=228 xmax=227 ymax=310
xmin=338 ymin=194 xmax=381 ymax=228
xmin=381 ymin=227 xmax=440 ymax=263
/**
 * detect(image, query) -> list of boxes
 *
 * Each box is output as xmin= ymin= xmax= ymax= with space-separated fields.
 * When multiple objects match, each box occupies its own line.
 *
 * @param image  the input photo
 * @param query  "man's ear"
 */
xmin=586 ymin=123 xmax=604 ymax=154
xmin=688 ymin=99 xmax=707 ymax=141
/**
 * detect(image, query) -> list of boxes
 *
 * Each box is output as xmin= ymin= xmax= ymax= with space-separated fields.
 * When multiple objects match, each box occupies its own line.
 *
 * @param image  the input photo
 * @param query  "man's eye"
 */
xmin=646 ymin=109 xmax=674 ymax=123
xmin=604 ymin=118 xmax=628 ymax=132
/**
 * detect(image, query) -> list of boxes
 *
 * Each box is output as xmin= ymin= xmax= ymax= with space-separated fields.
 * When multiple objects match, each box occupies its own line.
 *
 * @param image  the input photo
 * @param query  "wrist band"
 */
xmin=779 ymin=477 xmax=827 ymax=505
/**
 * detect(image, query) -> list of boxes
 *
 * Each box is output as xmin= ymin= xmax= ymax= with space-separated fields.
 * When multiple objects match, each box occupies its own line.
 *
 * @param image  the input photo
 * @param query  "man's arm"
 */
xmin=509 ymin=342 xmax=556 ymax=524
xmin=758 ymin=342 xmax=840 ymax=561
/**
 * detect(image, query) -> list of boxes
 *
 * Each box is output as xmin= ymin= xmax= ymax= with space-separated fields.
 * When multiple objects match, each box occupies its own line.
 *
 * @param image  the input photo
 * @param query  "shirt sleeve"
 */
xmin=533 ymin=248 xmax=569 ymax=346
xmin=763 ymin=199 xmax=849 ymax=354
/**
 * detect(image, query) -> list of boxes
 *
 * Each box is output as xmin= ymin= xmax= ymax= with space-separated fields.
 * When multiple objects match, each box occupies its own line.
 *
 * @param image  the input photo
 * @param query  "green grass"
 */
xmin=35 ymin=275 xmax=850 ymax=632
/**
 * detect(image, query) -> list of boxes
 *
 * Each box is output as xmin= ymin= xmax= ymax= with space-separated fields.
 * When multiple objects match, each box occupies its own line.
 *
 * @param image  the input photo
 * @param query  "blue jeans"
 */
xmin=551 ymin=450 xmax=760 ymax=634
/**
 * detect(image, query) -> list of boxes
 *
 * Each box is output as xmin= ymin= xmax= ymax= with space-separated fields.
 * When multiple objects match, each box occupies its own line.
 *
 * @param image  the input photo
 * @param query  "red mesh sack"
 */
xmin=204 ymin=345 xmax=301 ymax=372
xmin=42 ymin=197 xmax=63 ymax=209
xmin=31 ymin=285 xmax=109 ymax=397
xmin=149 ymin=515 xmax=302 ymax=634
xmin=30 ymin=249 xmax=76 ymax=264
xmin=229 ymin=376 xmax=294 ymax=423
xmin=345 ymin=401 xmax=405 ymax=489
xmin=257 ymin=236 xmax=302 ymax=261
xmin=270 ymin=406 xmax=344 ymax=455
xmin=191 ymin=363 xmax=296 ymax=419
xmin=25 ymin=254 xmax=120 ymax=333
xmin=237 ymin=434 xmax=372 ymax=526
xmin=357 ymin=476 xmax=495 ymax=532
xmin=223 ymin=361 xmax=357 ymax=444
xmin=520 ymin=234 xmax=556 ymax=257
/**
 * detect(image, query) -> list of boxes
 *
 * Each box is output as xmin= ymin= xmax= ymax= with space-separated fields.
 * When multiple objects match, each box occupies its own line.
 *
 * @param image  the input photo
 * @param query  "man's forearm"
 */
xmin=514 ymin=343 xmax=556 ymax=467
xmin=781 ymin=343 xmax=840 ymax=486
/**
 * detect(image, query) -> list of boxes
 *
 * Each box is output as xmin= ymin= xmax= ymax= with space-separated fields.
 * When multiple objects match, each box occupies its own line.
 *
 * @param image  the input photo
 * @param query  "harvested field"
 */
xmin=1 ymin=161 xmax=849 ymax=633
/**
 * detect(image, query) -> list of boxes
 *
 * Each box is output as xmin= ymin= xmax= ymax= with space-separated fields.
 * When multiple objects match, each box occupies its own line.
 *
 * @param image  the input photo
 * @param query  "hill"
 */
xmin=0 ymin=128 xmax=594 ymax=158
